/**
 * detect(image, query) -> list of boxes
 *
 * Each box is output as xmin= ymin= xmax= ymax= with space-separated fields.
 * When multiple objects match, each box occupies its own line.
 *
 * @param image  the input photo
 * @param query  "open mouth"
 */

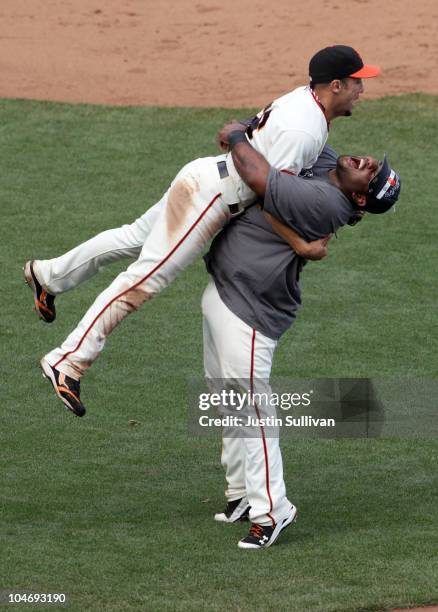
xmin=348 ymin=157 xmax=367 ymax=169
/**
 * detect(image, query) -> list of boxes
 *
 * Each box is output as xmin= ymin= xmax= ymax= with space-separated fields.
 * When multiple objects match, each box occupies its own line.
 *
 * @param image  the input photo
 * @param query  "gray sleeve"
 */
xmin=263 ymin=169 xmax=350 ymax=241
xmin=311 ymin=144 xmax=338 ymax=176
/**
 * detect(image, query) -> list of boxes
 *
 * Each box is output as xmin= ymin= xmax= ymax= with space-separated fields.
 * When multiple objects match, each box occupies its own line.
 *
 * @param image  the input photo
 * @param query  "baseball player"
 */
xmin=202 ymin=126 xmax=401 ymax=549
xmin=24 ymin=45 xmax=380 ymax=416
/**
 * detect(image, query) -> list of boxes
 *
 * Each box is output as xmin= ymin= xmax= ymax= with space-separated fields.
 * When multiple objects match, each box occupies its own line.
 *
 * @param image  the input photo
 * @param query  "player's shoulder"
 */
xmin=271 ymin=85 xmax=327 ymax=137
xmin=310 ymin=144 xmax=338 ymax=177
xmin=273 ymin=169 xmax=343 ymax=201
xmin=273 ymin=85 xmax=310 ymax=106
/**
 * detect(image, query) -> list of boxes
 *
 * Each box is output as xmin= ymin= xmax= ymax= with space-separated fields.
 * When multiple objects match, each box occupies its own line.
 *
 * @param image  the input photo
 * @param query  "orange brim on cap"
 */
xmin=349 ymin=64 xmax=381 ymax=78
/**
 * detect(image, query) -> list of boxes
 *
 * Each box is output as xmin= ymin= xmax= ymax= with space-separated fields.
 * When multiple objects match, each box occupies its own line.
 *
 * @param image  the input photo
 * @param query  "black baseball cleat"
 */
xmin=40 ymin=357 xmax=86 ymax=417
xmin=214 ymin=497 xmax=250 ymax=523
xmin=24 ymin=260 xmax=56 ymax=323
xmin=238 ymin=504 xmax=297 ymax=550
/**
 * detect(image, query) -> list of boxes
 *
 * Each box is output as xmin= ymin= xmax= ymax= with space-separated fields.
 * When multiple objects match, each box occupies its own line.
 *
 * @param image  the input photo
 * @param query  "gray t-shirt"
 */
xmin=204 ymin=145 xmax=355 ymax=340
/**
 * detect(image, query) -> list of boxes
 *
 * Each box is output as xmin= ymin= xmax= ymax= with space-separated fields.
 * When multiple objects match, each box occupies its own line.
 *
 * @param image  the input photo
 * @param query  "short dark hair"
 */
xmin=310 ymin=77 xmax=354 ymax=89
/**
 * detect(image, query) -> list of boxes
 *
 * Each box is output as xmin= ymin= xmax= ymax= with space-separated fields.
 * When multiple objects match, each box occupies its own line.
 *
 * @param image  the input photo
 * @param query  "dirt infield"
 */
xmin=0 ymin=0 xmax=437 ymax=107
xmin=391 ymin=608 xmax=438 ymax=612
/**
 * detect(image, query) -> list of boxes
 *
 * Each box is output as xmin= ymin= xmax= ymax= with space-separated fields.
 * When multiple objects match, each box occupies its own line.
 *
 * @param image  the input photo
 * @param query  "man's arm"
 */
xmin=218 ymin=122 xmax=270 ymax=196
xmin=264 ymin=212 xmax=332 ymax=260
xmin=218 ymin=122 xmax=330 ymax=260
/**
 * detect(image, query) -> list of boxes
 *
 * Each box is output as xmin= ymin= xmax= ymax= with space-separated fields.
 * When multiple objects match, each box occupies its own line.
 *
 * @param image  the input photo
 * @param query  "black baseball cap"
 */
xmin=309 ymin=45 xmax=380 ymax=84
xmin=364 ymin=156 xmax=401 ymax=214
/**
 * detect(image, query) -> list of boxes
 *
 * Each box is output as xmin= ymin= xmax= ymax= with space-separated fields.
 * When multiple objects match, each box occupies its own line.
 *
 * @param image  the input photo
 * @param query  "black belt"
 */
xmin=217 ymin=160 xmax=240 ymax=215
xmin=217 ymin=160 xmax=228 ymax=179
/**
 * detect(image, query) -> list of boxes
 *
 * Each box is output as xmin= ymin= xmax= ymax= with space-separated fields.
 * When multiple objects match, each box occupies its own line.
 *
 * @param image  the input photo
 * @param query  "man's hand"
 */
xmin=217 ymin=120 xmax=247 ymax=152
xmin=264 ymin=211 xmax=331 ymax=260
xmin=303 ymin=235 xmax=331 ymax=260
xmin=217 ymin=125 xmax=270 ymax=196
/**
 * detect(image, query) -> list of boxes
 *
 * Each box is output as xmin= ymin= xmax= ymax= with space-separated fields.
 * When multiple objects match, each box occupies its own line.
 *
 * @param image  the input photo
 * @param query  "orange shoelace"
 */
xmin=57 ymin=386 xmax=79 ymax=401
xmin=249 ymin=524 xmax=264 ymax=539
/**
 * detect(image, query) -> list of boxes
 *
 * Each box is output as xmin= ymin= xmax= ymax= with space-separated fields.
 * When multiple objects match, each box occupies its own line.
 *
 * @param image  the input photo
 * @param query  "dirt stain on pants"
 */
xmin=166 ymin=177 xmax=198 ymax=242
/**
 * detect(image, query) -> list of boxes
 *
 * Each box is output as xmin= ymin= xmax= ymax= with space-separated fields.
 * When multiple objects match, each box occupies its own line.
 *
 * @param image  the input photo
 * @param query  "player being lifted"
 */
xmin=24 ymin=45 xmax=380 ymax=416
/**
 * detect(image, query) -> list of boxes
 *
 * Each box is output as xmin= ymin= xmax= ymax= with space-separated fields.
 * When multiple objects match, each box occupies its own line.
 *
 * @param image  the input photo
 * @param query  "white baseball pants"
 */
xmin=201 ymin=279 xmax=292 ymax=527
xmin=43 ymin=155 xmax=252 ymax=380
xmin=35 ymin=203 xmax=161 ymax=295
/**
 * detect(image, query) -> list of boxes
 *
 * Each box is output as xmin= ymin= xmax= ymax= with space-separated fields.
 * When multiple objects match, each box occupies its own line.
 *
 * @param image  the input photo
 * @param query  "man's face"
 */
xmin=336 ymin=77 xmax=364 ymax=116
xmin=336 ymin=155 xmax=382 ymax=196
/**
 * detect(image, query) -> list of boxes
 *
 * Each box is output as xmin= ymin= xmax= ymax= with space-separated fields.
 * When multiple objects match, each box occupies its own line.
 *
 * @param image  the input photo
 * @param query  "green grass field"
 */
xmin=1 ymin=95 xmax=437 ymax=611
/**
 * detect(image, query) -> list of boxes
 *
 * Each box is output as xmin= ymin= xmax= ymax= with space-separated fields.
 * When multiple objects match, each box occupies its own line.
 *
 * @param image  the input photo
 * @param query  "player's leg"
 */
xmin=201 ymin=279 xmax=295 ymax=547
xmin=239 ymin=336 xmax=297 ymax=548
xmin=202 ymin=281 xmax=249 ymax=522
xmin=24 ymin=199 xmax=164 ymax=323
xmin=30 ymin=198 xmax=164 ymax=296
xmin=42 ymin=157 xmax=231 ymax=388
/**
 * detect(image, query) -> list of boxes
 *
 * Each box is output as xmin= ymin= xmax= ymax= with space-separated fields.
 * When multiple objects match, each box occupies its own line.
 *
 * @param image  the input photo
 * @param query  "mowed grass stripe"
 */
xmin=1 ymin=95 xmax=437 ymax=611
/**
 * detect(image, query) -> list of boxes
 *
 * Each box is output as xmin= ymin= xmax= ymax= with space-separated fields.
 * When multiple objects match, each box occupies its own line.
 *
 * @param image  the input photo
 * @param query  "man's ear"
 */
xmin=329 ymin=79 xmax=342 ymax=94
xmin=351 ymin=192 xmax=367 ymax=207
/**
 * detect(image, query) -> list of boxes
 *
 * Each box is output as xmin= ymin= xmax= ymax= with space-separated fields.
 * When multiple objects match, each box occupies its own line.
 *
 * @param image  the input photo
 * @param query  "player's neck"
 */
xmin=328 ymin=169 xmax=343 ymax=191
xmin=311 ymin=85 xmax=334 ymax=122
xmin=329 ymin=170 xmax=355 ymax=202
